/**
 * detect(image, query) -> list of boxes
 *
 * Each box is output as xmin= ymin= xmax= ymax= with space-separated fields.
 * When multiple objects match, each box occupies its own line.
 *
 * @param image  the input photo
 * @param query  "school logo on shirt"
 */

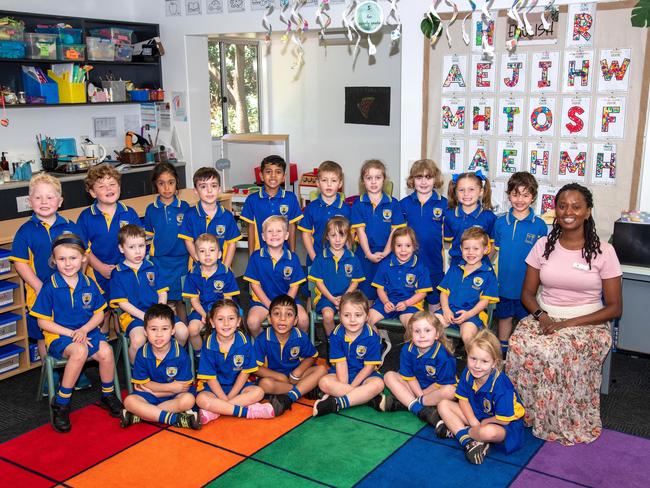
xmin=382 ymin=209 xmax=392 ymax=222
xmin=214 ymin=280 xmax=224 ymax=292
xmin=525 ymin=233 xmax=536 ymax=244
xmin=483 ymin=398 xmax=492 ymax=414
xmin=166 ymin=367 xmax=178 ymax=379
xmin=82 ymin=293 xmax=93 ymax=308
xmin=283 ymin=266 xmax=293 ymax=280
xmin=279 ymin=204 xmax=289 ymax=216
xmin=356 ymin=345 xmax=367 ymax=358
xmin=119 ymin=220 xmax=129 ymax=228
xmin=344 ymin=264 xmax=353 ymax=278
xmin=146 ymin=272 xmax=156 ymax=286
xmin=425 ymin=365 xmax=436 ymax=377
xmin=176 ymin=214 xmax=184 ymax=225
xmin=433 ymin=208 xmax=443 ymax=220
xmin=215 ymin=225 xmax=225 ymax=237
xmin=472 ymin=277 xmax=484 ymax=289
xmin=405 ymin=273 xmax=416 ymax=287
xmin=233 ymin=355 xmax=244 ymax=369
xmin=290 ymin=346 xmax=300 ymax=358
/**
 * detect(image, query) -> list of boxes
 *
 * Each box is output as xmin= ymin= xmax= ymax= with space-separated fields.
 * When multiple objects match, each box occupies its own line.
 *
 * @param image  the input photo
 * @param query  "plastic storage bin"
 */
xmin=22 ymin=70 xmax=59 ymax=104
xmin=47 ymin=70 xmax=86 ymax=104
xmin=0 ymin=249 xmax=10 ymax=274
xmin=25 ymin=32 xmax=57 ymax=60
xmin=0 ymin=40 xmax=25 ymax=59
xmin=0 ymin=23 xmax=25 ymax=41
xmin=101 ymin=80 xmax=127 ymax=102
xmin=29 ymin=342 xmax=40 ymax=364
xmin=35 ymin=27 xmax=82 ymax=45
xmin=0 ymin=312 xmax=19 ymax=340
xmin=0 ymin=344 xmax=23 ymax=374
xmin=88 ymin=27 xmax=133 ymax=44
xmin=114 ymin=44 xmax=133 ymax=62
xmin=129 ymin=89 xmax=149 ymax=102
xmin=0 ymin=281 xmax=18 ymax=307
xmin=57 ymin=43 xmax=85 ymax=61
xmin=86 ymin=37 xmax=114 ymax=61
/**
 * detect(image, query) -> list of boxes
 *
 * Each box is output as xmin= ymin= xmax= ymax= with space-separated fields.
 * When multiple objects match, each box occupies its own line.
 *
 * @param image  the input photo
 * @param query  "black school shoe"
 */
xmin=50 ymin=400 xmax=71 ymax=433
xmin=312 ymin=396 xmax=340 ymax=417
xmin=417 ymin=406 xmax=441 ymax=426
xmin=120 ymin=409 xmax=141 ymax=428
xmin=435 ymin=420 xmax=454 ymax=439
xmin=464 ymin=440 xmax=490 ymax=464
xmin=304 ymin=386 xmax=325 ymax=401
xmin=100 ymin=393 xmax=124 ymax=418
xmin=270 ymin=394 xmax=293 ymax=416
xmin=366 ymin=394 xmax=383 ymax=411
xmin=175 ymin=410 xmax=201 ymax=430
xmin=382 ymin=394 xmax=408 ymax=412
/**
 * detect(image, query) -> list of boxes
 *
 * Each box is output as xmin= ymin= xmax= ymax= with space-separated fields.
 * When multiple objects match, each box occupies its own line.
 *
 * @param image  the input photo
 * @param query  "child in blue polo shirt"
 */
xmin=299 ymin=160 xmax=350 ymax=266
xmin=183 ymin=233 xmax=240 ymax=352
xmin=376 ymin=312 xmax=456 ymax=426
xmin=178 ymin=167 xmax=241 ymax=268
xmin=368 ymin=227 xmax=433 ymax=330
xmin=121 ymin=304 xmax=200 ymax=430
xmin=494 ymin=172 xmax=547 ymax=356
xmin=244 ymin=215 xmax=308 ymax=337
xmin=196 ymin=299 xmax=275 ymax=423
xmin=144 ymin=163 xmax=191 ymax=325
xmin=436 ymin=330 xmax=525 ymax=464
xmin=255 ymin=295 xmax=327 ymax=416
xmin=31 ymin=234 xmax=123 ymax=433
xmin=240 ymin=155 xmax=302 ymax=255
xmin=436 ymin=227 xmax=499 ymax=345
xmin=313 ymin=291 xmax=385 ymax=417
xmin=308 ymin=216 xmax=365 ymax=336
xmin=109 ymin=225 xmax=188 ymax=363
xmin=351 ymin=159 xmax=406 ymax=301
xmin=443 ymin=170 xmax=496 ymax=266
xmin=400 ymin=159 xmax=447 ymax=312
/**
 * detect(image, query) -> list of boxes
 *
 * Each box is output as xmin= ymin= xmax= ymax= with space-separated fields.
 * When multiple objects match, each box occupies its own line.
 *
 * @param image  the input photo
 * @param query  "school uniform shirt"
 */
xmin=437 ymin=262 xmax=499 ymax=316
xmin=131 ymin=339 xmax=193 ymax=386
xmin=197 ymin=330 xmax=258 ymax=391
xmin=308 ymin=247 xmax=365 ymax=305
xmin=109 ymin=259 xmax=168 ymax=311
xmin=240 ymin=188 xmax=303 ymax=251
xmin=329 ymin=324 xmax=382 ymax=379
xmin=178 ymin=201 xmax=241 ymax=260
xmin=254 ymin=327 xmax=318 ymax=376
xmin=493 ymin=208 xmax=548 ymax=300
xmin=455 ymin=367 xmax=525 ymax=422
xmin=371 ymin=254 xmax=433 ymax=304
xmin=350 ymin=193 xmax=406 ymax=254
xmin=399 ymin=340 xmax=457 ymax=389
xmin=182 ymin=262 xmax=240 ymax=311
xmin=443 ymin=206 xmax=496 ymax=264
xmin=400 ymin=191 xmax=447 ymax=284
xmin=10 ymin=213 xmax=82 ymax=308
xmin=30 ymin=271 xmax=106 ymax=345
xmin=298 ymin=193 xmax=351 ymax=265
xmin=144 ymin=195 xmax=191 ymax=258
xmin=243 ymin=246 xmax=306 ymax=304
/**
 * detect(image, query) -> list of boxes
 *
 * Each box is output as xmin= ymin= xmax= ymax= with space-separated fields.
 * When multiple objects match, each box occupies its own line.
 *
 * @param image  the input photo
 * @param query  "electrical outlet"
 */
xmin=16 ymin=194 xmax=31 ymax=213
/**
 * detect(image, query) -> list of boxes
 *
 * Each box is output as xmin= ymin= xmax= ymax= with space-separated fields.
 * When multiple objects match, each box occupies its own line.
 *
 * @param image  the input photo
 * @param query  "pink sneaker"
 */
xmin=246 ymin=402 xmax=275 ymax=419
xmin=199 ymin=408 xmax=220 ymax=424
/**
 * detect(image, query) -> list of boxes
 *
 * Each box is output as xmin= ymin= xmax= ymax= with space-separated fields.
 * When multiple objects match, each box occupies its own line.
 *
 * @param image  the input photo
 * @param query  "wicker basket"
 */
xmin=119 ymin=150 xmax=146 ymax=165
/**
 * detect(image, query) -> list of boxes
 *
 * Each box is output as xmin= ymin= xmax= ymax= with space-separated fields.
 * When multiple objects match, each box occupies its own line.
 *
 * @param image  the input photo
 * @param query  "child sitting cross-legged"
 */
xmin=121 ymin=304 xmax=200 ymax=430
xmin=255 ymin=295 xmax=328 ymax=416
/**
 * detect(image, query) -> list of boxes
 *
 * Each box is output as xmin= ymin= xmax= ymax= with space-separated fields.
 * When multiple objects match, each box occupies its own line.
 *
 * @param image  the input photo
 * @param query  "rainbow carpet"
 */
xmin=1 ymin=397 xmax=648 ymax=487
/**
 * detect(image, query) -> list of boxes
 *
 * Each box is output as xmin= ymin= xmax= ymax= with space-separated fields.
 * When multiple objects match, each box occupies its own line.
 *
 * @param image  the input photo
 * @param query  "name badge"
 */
xmin=572 ymin=262 xmax=589 ymax=271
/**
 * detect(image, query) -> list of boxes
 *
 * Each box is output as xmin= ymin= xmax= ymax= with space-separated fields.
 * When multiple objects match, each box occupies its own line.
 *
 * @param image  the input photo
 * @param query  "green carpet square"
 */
xmin=208 ymin=459 xmax=324 ymax=487
xmin=338 ymin=406 xmax=426 ymax=435
xmin=253 ymin=414 xmax=410 ymax=487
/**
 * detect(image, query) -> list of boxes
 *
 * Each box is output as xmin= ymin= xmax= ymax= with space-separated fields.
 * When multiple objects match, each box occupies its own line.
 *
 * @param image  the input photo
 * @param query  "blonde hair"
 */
xmin=447 ymin=172 xmax=492 ymax=210
xmin=406 ymin=311 xmax=454 ymax=354
xmin=324 ymin=216 xmax=353 ymax=249
xmin=391 ymin=226 xmax=419 ymax=254
xmin=262 ymin=214 xmax=289 ymax=233
xmin=318 ymin=160 xmax=344 ymax=183
xmin=84 ymin=163 xmax=121 ymax=192
xmin=29 ymin=173 xmax=62 ymax=196
xmin=460 ymin=226 xmax=489 ymax=247
xmin=340 ymin=290 xmax=369 ymax=315
xmin=359 ymin=159 xmax=390 ymax=194
xmin=407 ymin=159 xmax=444 ymax=191
xmin=466 ymin=329 xmax=503 ymax=371
xmin=195 ymin=233 xmax=219 ymax=248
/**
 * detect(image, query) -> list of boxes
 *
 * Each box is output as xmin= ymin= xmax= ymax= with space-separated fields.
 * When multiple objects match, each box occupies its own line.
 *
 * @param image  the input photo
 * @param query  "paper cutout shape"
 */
xmin=500 ymin=53 xmax=528 ymax=93
xmin=527 ymin=141 xmax=553 ymax=181
xmin=528 ymin=96 xmax=556 ymax=137
xmin=441 ymin=97 xmax=466 ymax=135
xmin=441 ymin=137 xmax=465 ymax=174
xmin=536 ymin=185 xmax=561 ymax=215
xmin=598 ymin=48 xmax=631 ymax=92
xmin=496 ymin=140 xmax=523 ymax=179
xmin=442 ymin=55 xmax=468 ymax=93
xmin=471 ymin=11 xmax=495 ymax=53
xmin=467 ymin=138 xmax=490 ymax=172
xmin=558 ymin=141 xmax=588 ymax=182
xmin=498 ymin=97 xmax=525 ymax=136
xmin=470 ymin=98 xmax=495 ymax=135
xmin=530 ymin=51 xmax=560 ymax=93
xmin=566 ymin=2 xmax=596 ymax=48
xmin=593 ymin=96 xmax=626 ymax=139
xmin=590 ymin=143 xmax=617 ymax=185
xmin=562 ymin=50 xmax=594 ymax=93
xmin=471 ymin=54 xmax=497 ymax=92
xmin=560 ymin=96 xmax=591 ymax=138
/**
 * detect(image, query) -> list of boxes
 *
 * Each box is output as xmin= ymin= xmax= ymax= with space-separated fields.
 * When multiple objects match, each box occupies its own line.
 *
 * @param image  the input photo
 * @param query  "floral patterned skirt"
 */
xmin=505 ymin=315 xmax=611 ymax=446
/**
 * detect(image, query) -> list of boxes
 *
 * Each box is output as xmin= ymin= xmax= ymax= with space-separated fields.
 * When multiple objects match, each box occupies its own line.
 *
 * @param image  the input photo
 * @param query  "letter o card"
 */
xmin=498 ymin=98 xmax=524 ymax=137
xmin=441 ymin=137 xmax=465 ymax=174
xmin=528 ymin=96 xmax=556 ymax=137
xmin=558 ymin=141 xmax=588 ymax=183
xmin=530 ymin=51 xmax=560 ymax=93
xmin=598 ymin=49 xmax=631 ymax=92
xmin=593 ymin=97 xmax=626 ymax=139
xmin=440 ymin=97 xmax=466 ymax=135
xmin=500 ymin=53 xmax=527 ymax=93
xmin=471 ymin=54 xmax=497 ymax=92
xmin=496 ymin=140 xmax=523 ymax=179
xmin=560 ymin=96 xmax=591 ymax=138
xmin=442 ymin=54 xmax=468 ymax=93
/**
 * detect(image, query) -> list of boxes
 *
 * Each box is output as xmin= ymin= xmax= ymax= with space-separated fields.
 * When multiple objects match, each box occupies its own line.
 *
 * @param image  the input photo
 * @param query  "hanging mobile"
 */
xmin=354 ymin=0 xmax=384 ymax=56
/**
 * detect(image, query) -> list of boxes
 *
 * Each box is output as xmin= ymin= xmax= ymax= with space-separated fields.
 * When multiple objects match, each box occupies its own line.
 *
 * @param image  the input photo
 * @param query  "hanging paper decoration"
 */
xmin=593 ymin=96 xmax=626 ymax=139
xmin=260 ymin=1 xmax=274 ymax=44
xmin=528 ymin=96 xmax=556 ymax=137
xmin=341 ymin=0 xmax=360 ymax=56
xmin=521 ymin=0 xmax=538 ymax=36
xmin=316 ymin=0 xmax=332 ymax=39
xmin=470 ymin=97 xmax=495 ymax=135
xmin=500 ymin=53 xmax=527 ymax=93
xmin=470 ymin=54 xmax=496 ymax=92
xmin=558 ymin=141 xmax=588 ymax=183
xmin=471 ymin=10 xmax=495 ymax=53
xmin=496 ymin=139 xmax=523 ymax=179
xmin=384 ymin=0 xmax=401 ymax=43
xmin=530 ymin=51 xmax=560 ymax=92
xmin=541 ymin=0 xmax=558 ymax=31
xmin=560 ymin=96 xmax=591 ymax=138
xmin=279 ymin=0 xmax=292 ymax=42
xmin=498 ymin=97 xmax=524 ymax=136
xmin=441 ymin=54 xmax=468 ymax=93
xmin=354 ymin=0 xmax=384 ymax=56
xmin=565 ymin=2 xmax=596 ymax=48
xmin=467 ymin=138 xmax=490 ymax=172
xmin=598 ymin=48 xmax=631 ymax=93
xmin=461 ymin=1 xmax=477 ymax=46
xmin=441 ymin=137 xmax=465 ymax=174
xmin=442 ymin=0 xmax=459 ymax=48
xmin=441 ymin=97 xmax=466 ymax=134
xmin=562 ymin=50 xmax=593 ymax=93
xmin=421 ymin=1 xmax=443 ymax=45
xmin=535 ymin=185 xmax=560 ymax=215
xmin=505 ymin=0 xmax=524 ymax=51
xmin=527 ymin=140 xmax=553 ymax=181
xmin=590 ymin=142 xmax=617 ymax=185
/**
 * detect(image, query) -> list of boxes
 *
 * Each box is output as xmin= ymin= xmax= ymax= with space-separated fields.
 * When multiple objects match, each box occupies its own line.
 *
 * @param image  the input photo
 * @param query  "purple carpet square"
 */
xmin=510 ymin=469 xmax=585 ymax=487
xmin=527 ymin=429 xmax=650 ymax=488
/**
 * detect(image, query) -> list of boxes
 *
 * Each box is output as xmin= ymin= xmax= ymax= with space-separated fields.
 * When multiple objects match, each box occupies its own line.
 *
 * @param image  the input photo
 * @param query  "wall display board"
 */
xmin=424 ymin=2 xmax=649 ymax=239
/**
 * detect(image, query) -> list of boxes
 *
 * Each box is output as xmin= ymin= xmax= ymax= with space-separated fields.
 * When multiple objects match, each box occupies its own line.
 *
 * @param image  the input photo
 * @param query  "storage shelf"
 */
xmin=0 ymin=272 xmax=18 ymax=279
xmin=4 ymin=101 xmax=149 ymax=109
xmin=0 ymin=334 xmax=24 ymax=348
xmin=0 ymin=302 xmax=25 ymax=315
xmin=0 ymin=57 xmax=159 ymax=66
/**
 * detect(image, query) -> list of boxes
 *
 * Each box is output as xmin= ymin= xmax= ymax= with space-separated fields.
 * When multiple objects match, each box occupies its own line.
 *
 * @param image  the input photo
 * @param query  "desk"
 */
xmin=617 ymin=265 xmax=650 ymax=354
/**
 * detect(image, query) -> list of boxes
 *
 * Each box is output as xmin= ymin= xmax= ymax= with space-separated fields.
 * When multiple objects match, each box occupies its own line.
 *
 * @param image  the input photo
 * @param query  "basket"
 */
xmin=119 ymin=150 xmax=146 ymax=165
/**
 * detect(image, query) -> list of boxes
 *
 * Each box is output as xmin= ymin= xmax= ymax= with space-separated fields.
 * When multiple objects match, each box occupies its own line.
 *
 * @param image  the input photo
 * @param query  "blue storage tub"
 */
xmin=22 ymin=71 xmax=59 ymax=104
xmin=0 ymin=344 xmax=24 ymax=374
xmin=35 ymin=27 xmax=82 ymax=45
xmin=0 ymin=312 xmax=20 ymax=340
xmin=0 ymin=249 xmax=10 ymax=274
xmin=129 ymin=89 xmax=149 ymax=102
xmin=0 ymin=280 xmax=19 ymax=307
xmin=0 ymin=40 xmax=26 ymax=59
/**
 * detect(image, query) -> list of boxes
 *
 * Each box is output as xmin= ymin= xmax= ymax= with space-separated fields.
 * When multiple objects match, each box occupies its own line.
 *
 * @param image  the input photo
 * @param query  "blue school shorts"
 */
xmin=327 ymin=367 xmax=383 ymax=383
xmin=47 ymin=327 xmax=105 ymax=360
xmin=370 ymin=301 xmax=419 ymax=319
xmin=447 ymin=312 xmax=486 ymax=331
xmin=495 ymin=298 xmax=529 ymax=321
xmin=151 ymin=255 xmax=187 ymax=302
xmin=132 ymin=385 xmax=197 ymax=406
xmin=315 ymin=297 xmax=337 ymax=314
xmin=201 ymin=381 xmax=256 ymax=396
xmin=500 ymin=418 xmax=525 ymax=454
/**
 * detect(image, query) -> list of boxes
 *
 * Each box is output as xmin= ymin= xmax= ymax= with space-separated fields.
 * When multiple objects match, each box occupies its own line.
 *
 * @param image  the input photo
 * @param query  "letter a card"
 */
xmin=560 ymin=96 xmax=591 ymax=138
xmin=442 ymin=54 xmax=468 ymax=94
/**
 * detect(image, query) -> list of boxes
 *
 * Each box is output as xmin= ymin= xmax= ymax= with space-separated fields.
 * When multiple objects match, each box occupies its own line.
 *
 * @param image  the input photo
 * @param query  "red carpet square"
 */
xmin=0 ymin=459 xmax=56 ymax=487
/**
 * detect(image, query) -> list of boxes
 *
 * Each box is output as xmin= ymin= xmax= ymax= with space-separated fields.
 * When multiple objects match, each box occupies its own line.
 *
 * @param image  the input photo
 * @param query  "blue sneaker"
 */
xmin=75 ymin=372 xmax=92 ymax=390
xmin=42 ymin=370 xmax=61 ymax=397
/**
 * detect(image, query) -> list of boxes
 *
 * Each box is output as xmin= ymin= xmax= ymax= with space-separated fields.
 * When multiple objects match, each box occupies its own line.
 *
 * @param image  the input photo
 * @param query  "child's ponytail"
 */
xmin=481 ymin=177 xmax=493 ymax=211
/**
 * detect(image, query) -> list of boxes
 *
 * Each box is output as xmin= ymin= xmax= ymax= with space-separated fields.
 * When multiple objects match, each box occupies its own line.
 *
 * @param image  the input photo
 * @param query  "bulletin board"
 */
xmin=423 ymin=1 xmax=650 ymax=239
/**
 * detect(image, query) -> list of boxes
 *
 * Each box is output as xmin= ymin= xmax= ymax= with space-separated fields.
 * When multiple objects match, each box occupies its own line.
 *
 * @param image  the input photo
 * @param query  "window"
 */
xmin=208 ymin=39 xmax=260 ymax=138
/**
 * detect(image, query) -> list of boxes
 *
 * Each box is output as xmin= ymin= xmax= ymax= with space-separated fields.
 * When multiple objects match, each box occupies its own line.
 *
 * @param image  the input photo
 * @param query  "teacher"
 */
xmin=506 ymin=183 xmax=622 ymax=445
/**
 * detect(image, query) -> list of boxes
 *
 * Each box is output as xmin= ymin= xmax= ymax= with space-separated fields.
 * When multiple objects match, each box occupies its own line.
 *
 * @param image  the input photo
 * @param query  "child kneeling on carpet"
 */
xmin=255 ymin=295 xmax=328 ymax=416
xmin=196 ymin=299 xmax=275 ymax=423
xmin=120 ymin=304 xmax=200 ymax=430
xmin=313 ymin=291 xmax=384 ymax=417
xmin=374 ymin=311 xmax=456 ymax=426
xmin=31 ymin=234 xmax=123 ymax=433
xmin=436 ymin=330 xmax=525 ymax=464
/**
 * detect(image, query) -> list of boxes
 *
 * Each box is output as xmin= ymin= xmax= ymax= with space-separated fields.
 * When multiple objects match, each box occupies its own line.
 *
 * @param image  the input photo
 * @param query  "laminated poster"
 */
xmin=528 ymin=96 xmax=556 ymax=137
xmin=206 ymin=0 xmax=224 ymax=14
xmin=562 ymin=50 xmax=594 ymax=93
xmin=491 ymin=180 xmax=508 ymax=214
xmin=185 ymin=0 xmax=202 ymax=14
xmin=558 ymin=141 xmax=588 ymax=183
xmin=498 ymin=97 xmax=525 ymax=137
xmin=598 ymin=49 xmax=631 ymax=93
xmin=467 ymin=138 xmax=490 ymax=173
xmin=442 ymin=54 xmax=468 ymax=94
xmin=530 ymin=51 xmax=560 ymax=93
xmin=590 ymin=143 xmax=617 ymax=185
xmin=440 ymin=97 xmax=466 ymax=135
xmin=593 ymin=96 xmax=626 ymax=139
xmin=500 ymin=53 xmax=527 ymax=93
xmin=441 ymin=137 xmax=465 ymax=175
xmin=495 ymin=140 xmax=523 ymax=180
xmin=471 ymin=54 xmax=497 ymax=93
xmin=471 ymin=11 xmax=496 ymax=53
xmin=560 ymin=96 xmax=591 ymax=139
xmin=469 ymin=98 xmax=495 ymax=136
xmin=565 ymin=2 xmax=596 ymax=48
xmin=536 ymin=185 xmax=561 ymax=216
xmin=526 ymin=140 xmax=553 ymax=181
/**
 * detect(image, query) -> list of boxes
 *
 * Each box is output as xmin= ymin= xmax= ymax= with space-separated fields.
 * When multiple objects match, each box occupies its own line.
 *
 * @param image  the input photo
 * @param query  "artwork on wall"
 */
xmin=566 ymin=2 xmax=597 ymax=48
xmin=536 ymin=185 xmax=561 ymax=215
xmin=472 ymin=11 xmax=496 ymax=53
xmin=598 ymin=48 xmax=631 ymax=92
xmin=562 ymin=50 xmax=594 ymax=93
xmin=498 ymin=97 xmax=525 ymax=137
xmin=441 ymin=137 xmax=465 ymax=174
xmin=344 ymin=87 xmax=391 ymax=126
xmin=166 ymin=0 xmax=182 ymax=16
xmin=440 ymin=97 xmax=466 ymax=134
xmin=505 ymin=8 xmax=559 ymax=46
xmin=470 ymin=97 xmax=495 ymax=135
xmin=527 ymin=140 xmax=553 ymax=181
xmin=528 ymin=96 xmax=556 ymax=137
xmin=560 ymin=96 xmax=591 ymax=138
xmin=530 ymin=51 xmax=560 ymax=92
xmin=442 ymin=54 xmax=468 ymax=93
xmin=496 ymin=139 xmax=523 ymax=179
xmin=467 ymin=138 xmax=490 ymax=172
xmin=593 ymin=96 xmax=626 ymax=139
xmin=185 ymin=0 xmax=202 ymax=15
xmin=500 ymin=53 xmax=527 ymax=93
xmin=206 ymin=0 xmax=224 ymax=14
xmin=228 ymin=0 xmax=246 ymax=13
xmin=558 ymin=141 xmax=588 ymax=183
xmin=591 ymin=142 xmax=617 ymax=185
xmin=471 ymin=54 xmax=497 ymax=92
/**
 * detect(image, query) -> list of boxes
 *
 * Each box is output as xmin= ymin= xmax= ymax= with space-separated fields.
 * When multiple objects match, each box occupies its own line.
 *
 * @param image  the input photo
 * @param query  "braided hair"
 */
xmin=543 ymin=183 xmax=601 ymax=268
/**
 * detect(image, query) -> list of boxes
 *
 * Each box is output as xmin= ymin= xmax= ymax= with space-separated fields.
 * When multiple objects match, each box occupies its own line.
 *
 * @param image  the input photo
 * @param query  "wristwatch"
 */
xmin=533 ymin=308 xmax=546 ymax=320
